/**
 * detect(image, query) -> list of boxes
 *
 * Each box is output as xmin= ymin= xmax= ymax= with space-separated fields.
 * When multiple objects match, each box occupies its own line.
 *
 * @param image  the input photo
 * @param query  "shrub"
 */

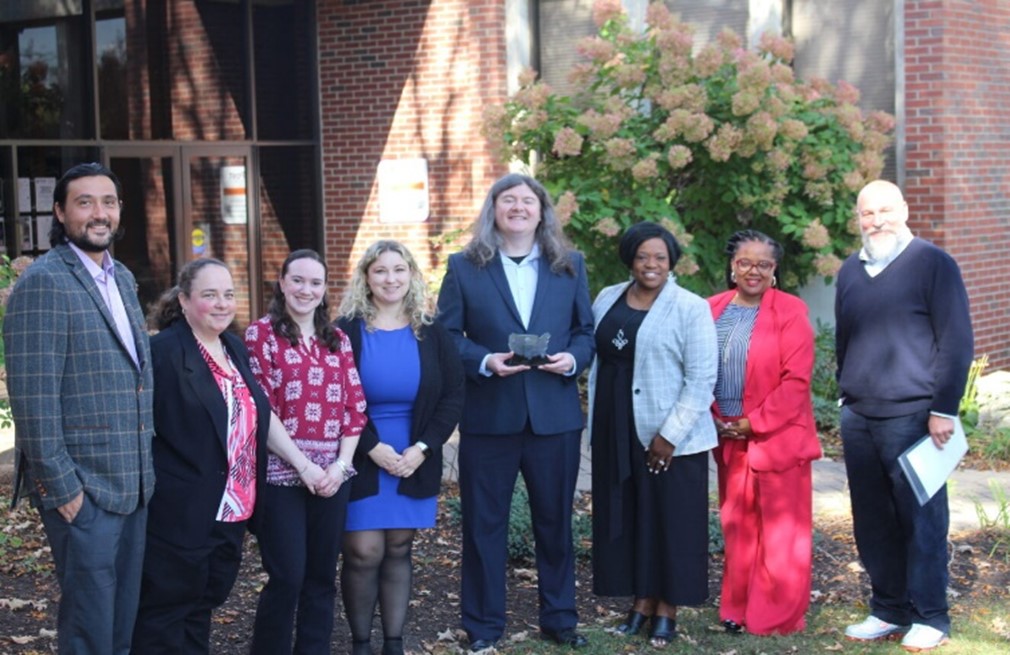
xmin=811 ymin=321 xmax=839 ymax=432
xmin=483 ymin=0 xmax=894 ymax=296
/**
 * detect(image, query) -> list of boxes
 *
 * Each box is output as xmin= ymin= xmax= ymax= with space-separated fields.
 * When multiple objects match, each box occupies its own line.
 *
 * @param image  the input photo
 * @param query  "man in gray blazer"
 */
xmin=4 ymin=162 xmax=155 ymax=655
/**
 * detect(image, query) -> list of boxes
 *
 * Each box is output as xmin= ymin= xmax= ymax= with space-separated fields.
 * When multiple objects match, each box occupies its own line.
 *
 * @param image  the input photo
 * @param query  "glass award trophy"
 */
xmin=506 ymin=332 xmax=551 ymax=367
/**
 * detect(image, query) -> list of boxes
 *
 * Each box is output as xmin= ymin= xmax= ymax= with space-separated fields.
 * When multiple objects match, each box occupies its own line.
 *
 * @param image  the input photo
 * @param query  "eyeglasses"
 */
xmin=733 ymin=258 xmax=775 ymax=274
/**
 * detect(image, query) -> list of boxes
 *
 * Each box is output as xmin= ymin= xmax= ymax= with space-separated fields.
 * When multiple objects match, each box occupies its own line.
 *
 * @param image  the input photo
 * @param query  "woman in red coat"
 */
xmin=708 ymin=230 xmax=822 ymax=635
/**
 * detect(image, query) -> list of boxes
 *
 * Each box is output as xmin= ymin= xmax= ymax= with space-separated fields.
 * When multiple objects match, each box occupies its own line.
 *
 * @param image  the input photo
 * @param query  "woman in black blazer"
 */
xmin=336 ymin=240 xmax=464 ymax=655
xmin=131 ymin=258 xmax=325 ymax=655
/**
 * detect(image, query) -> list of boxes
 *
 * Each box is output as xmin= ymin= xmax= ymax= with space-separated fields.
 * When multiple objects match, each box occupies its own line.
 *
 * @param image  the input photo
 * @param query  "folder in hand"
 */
xmin=897 ymin=418 xmax=968 ymax=506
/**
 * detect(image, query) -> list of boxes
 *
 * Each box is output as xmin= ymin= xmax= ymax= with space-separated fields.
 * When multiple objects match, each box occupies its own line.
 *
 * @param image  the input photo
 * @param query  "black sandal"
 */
xmin=352 ymin=639 xmax=373 ymax=655
xmin=649 ymin=616 xmax=677 ymax=648
xmin=616 ymin=610 xmax=649 ymax=635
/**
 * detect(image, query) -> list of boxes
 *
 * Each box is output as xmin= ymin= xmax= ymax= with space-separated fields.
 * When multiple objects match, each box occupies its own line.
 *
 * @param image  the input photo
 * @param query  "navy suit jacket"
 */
xmin=436 ymin=250 xmax=595 ymax=436
xmin=4 ymin=244 xmax=154 ymax=513
xmin=145 ymin=320 xmax=271 ymax=549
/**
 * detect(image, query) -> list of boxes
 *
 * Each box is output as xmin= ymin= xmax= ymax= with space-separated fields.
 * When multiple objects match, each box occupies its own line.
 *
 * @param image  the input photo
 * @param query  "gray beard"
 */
xmin=862 ymin=230 xmax=900 ymax=263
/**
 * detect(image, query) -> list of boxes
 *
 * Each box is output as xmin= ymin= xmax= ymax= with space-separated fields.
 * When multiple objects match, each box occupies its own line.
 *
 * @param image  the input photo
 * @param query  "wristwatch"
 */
xmin=416 ymin=441 xmax=431 ymax=458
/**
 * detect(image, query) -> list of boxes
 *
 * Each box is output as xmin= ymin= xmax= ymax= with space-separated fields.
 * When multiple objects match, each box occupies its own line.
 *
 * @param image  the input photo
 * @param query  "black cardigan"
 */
xmin=337 ymin=317 xmax=465 ymax=500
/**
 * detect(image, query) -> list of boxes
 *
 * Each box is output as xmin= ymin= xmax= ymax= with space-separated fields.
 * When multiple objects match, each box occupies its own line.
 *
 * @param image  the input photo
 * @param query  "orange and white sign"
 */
xmin=220 ymin=165 xmax=247 ymax=225
xmin=378 ymin=159 xmax=429 ymax=224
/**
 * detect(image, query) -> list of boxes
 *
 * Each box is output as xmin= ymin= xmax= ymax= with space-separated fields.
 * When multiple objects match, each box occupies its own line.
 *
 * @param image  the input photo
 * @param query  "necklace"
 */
xmin=611 ymin=303 xmax=647 ymax=351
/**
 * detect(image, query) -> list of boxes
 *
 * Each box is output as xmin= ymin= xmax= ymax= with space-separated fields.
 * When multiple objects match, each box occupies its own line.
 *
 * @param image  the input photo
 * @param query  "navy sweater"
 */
xmin=835 ymin=238 xmax=973 ymax=418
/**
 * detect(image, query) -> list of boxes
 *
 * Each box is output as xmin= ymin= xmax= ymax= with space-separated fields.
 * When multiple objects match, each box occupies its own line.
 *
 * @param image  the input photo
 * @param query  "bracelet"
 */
xmin=336 ymin=459 xmax=357 ymax=482
xmin=297 ymin=461 xmax=310 ymax=475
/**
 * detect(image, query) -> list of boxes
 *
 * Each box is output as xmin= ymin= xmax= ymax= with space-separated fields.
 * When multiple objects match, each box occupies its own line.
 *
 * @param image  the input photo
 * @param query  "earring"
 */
xmin=730 ymin=271 xmax=737 ymax=283
xmin=772 ymin=275 xmax=778 ymax=287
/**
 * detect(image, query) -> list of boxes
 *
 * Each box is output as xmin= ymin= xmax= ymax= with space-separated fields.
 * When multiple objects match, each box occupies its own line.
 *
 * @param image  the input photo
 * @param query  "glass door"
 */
xmin=182 ymin=147 xmax=257 ymax=326
xmin=106 ymin=146 xmax=258 ymax=325
xmin=106 ymin=149 xmax=182 ymax=316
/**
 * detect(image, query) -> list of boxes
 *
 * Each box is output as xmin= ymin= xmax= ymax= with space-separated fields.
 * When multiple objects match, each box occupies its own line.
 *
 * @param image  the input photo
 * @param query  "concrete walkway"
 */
xmin=2 ymin=428 xmax=1007 ymax=534
xmin=440 ymin=432 xmax=1010 ymax=535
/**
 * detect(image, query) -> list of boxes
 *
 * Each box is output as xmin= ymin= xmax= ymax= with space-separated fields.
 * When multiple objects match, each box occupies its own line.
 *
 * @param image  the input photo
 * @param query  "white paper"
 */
xmin=33 ymin=177 xmax=56 ymax=213
xmin=35 ymin=214 xmax=53 ymax=250
xmin=17 ymin=178 xmax=32 ymax=213
xmin=19 ymin=215 xmax=33 ymax=250
xmin=898 ymin=418 xmax=968 ymax=506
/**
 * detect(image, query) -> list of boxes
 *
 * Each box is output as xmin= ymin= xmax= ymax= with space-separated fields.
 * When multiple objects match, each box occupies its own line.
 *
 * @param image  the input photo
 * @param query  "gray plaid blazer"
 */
xmin=587 ymin=276 xmax=718 ymax=456
xmin=4 ymin=244 xmax=155 ymax=513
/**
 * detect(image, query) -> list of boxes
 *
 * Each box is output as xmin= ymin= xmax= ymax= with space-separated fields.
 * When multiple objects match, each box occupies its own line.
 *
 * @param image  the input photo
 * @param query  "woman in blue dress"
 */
xmin=337 ymin=240 xmax=465 ymax=655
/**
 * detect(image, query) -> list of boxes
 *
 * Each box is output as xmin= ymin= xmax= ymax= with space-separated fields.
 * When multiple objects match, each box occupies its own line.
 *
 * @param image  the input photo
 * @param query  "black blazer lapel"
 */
xmin=179 ymin=327 xmax=229 ymax=451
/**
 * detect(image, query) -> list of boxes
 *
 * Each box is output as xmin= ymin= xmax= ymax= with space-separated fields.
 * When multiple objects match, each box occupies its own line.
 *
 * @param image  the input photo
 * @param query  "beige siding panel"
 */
xmin=539 ymin=0 xmax=596 ymax=96
xmin=793 ymin=0 xmax=896 ymax=180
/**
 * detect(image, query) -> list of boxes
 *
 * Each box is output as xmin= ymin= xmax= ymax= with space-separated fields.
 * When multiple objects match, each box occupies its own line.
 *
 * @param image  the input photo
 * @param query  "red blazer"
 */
xmin=708 ymin=288 xmax=822 ymax=471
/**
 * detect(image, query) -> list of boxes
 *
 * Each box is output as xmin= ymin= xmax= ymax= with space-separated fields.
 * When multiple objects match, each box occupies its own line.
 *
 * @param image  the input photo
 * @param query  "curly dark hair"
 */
xmin=267 ymin=249 xmax=341 ymax=352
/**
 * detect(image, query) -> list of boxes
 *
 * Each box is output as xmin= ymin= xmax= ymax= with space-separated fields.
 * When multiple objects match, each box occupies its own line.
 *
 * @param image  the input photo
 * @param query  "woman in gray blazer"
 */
xmin=587 ymin=222 xmax=718 ymax=649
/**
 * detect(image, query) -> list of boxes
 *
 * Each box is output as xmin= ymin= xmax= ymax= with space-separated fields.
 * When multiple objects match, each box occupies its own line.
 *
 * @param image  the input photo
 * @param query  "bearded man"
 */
xmin=4 ymin=162 xmax=154 ymax=654
xmin=834 ymin=180 xmax=973 ymax=652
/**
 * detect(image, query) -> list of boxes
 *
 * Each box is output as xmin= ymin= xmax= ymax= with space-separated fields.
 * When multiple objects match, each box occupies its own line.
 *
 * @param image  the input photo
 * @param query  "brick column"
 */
xmin=903 ymin=0 xmax=1010 ymax=368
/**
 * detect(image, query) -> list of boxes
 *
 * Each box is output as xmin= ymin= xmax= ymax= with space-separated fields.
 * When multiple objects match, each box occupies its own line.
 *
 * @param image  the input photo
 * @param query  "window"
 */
xmin=0 ymin=4 xmax=91 ymax=139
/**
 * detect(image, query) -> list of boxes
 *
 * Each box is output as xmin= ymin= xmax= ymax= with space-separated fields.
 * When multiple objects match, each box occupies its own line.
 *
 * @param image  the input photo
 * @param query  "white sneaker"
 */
xmin=844 ymin=615 xmax=909 ymax=641
xmin=901 ymin=623 xmax=949 ymax=652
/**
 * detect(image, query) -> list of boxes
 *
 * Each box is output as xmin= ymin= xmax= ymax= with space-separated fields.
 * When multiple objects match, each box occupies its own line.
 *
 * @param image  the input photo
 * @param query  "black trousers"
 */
xmin=132 ymin=520 xmax=246 ymax=655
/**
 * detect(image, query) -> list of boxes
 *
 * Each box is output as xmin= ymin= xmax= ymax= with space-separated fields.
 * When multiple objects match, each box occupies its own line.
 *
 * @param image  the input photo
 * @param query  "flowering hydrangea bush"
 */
xmin=483 ymin=0 xmax=894 ymax=294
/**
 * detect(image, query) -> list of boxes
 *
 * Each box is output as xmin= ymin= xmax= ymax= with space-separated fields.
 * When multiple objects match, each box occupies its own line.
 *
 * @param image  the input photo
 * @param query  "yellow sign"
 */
xmin=192 ymin=227 xmax=207 ymax=255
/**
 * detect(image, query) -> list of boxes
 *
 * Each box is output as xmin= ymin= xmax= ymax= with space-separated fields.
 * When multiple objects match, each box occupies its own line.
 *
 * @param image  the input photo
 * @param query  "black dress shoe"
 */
xmin=615 ymin=610 xmax=649 ymax=636
xmin=540 ymin=628 xmax=588 ymax=648
xmin=722 ymin=619 xmax=743 ymax=634
xmin=469 ymin=638 xmax=498 ymax=652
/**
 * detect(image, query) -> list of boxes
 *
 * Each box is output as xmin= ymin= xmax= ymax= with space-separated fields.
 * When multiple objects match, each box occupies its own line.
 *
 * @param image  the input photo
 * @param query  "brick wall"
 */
xmin=904 ymin=0 xmax=1010 ymax=368
xmin=317 ymin=0 xmax=509 ymax=302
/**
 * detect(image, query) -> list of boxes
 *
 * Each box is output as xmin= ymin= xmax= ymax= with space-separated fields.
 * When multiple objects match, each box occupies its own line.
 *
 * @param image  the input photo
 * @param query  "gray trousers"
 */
xmin=39 ymin=494 xmax=147 ymax=655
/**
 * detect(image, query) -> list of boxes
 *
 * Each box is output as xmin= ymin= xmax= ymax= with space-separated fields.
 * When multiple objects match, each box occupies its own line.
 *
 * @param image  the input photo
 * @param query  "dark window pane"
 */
xmin=259 ymin=146 xmax=320 ymax=300
xmin=254 ymin=0 xmax=314 ymax=140
xmin=97 ymin=14 xmax=127 ymax=139
xmin=109 ymin=156 xmax=177 ymax=313
xmin=0 ymin=11 xmax=90 ymax=139
xmin=177 ymin=1 xmax=250 ymax=140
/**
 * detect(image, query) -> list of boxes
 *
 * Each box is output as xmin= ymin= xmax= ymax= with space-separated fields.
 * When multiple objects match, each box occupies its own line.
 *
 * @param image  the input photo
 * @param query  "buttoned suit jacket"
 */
xmin=145 ymin=320 xmax=271 ymax=549
xmin=708 ymin=288 xmax=822 ymax=471
xmin=4 ymin=244 xmax=155 ymax=513
xmin=436 ymin=250 xmax=595 ymax=436
xmin=587 ymin=276 xmax=719 ymax=455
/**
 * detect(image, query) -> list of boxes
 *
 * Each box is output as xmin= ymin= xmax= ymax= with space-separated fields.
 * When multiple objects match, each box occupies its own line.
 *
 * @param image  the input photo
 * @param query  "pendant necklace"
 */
xmin=612 ymin=303 xmax=647 ymax=351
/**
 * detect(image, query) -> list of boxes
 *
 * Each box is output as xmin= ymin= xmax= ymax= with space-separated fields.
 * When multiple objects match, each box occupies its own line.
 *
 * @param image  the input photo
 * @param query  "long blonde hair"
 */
xmin=337 ymin=240 xmax=434 ymax=338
